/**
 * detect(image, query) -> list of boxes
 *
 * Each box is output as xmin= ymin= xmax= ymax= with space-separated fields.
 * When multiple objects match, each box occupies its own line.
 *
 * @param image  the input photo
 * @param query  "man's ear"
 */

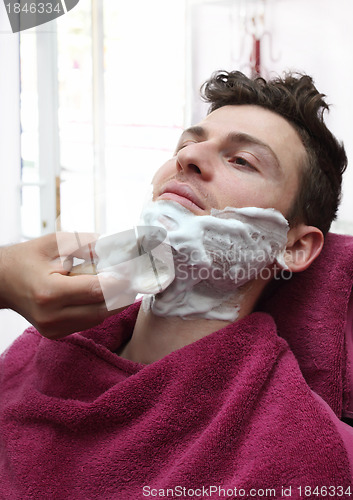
xmin=284 ymin=224 xmax=324 ymax=273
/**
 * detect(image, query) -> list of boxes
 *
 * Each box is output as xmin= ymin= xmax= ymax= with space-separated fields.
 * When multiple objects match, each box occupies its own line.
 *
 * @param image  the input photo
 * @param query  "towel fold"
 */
xmin=1 ymin=302 xmax=352 ymax=499
xmin=258 ymin=232 xmax=353 ymax=417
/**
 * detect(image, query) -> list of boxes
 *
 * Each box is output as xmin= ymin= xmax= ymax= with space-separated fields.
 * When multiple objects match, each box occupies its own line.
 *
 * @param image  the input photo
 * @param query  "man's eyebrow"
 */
xmin=177 ymin=127 xmax=281 ymax=171
xmin=227 ymin=132 xmax=281 ymax=170
xmin=178 ymin=125 xmax=207 ymax=140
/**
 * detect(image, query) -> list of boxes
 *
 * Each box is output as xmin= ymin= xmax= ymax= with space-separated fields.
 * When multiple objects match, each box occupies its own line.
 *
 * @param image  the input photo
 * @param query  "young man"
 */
xmin=1 ymin=71 xmax=353 ymax=499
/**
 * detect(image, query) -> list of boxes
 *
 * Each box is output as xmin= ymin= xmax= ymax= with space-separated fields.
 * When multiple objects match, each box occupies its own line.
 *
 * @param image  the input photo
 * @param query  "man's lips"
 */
xmin=158 ymin=181 xmax=205 ymax=211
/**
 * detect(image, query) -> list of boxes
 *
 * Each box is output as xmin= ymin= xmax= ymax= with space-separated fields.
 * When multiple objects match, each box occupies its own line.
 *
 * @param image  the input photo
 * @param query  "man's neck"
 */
xmin=118 ymin=280 xmax=267 ymax=365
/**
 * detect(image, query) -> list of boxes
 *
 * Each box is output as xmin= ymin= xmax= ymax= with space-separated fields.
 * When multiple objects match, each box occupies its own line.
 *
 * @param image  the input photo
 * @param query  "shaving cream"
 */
xmin=95 ymin=226 xmax=175 ymax=311
xmin=140 ymin=200 xmax=289 ymax=321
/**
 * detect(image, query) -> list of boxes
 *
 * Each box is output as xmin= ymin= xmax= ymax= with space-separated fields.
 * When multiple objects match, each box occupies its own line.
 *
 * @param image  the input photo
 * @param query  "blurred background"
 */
xmin=1 ymin=0 xmax=353 ymax=352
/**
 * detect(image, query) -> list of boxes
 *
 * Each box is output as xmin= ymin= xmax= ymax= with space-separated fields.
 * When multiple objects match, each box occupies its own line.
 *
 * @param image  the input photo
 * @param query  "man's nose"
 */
xmin=176 ymin=142 xmax=214 ymax=178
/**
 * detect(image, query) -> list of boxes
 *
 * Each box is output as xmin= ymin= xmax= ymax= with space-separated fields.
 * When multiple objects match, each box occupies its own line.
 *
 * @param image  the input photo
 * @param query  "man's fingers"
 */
xmin=52 ymin=274 xmax=105 ymax=305
xmin=54 ymin=232 xmax=100 ymax=260
xmin=53 ymin=273 xmax=137 ymax=309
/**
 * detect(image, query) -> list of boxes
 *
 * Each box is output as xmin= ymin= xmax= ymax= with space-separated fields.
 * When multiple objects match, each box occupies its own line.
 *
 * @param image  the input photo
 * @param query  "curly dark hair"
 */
xmin=200 ymin=71 xmax=347 ymax=234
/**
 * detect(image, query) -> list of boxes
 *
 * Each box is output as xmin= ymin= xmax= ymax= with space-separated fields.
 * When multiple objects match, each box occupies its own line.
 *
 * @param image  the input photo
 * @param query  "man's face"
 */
xmin=152 ymin=104 xmax=307 ymax=217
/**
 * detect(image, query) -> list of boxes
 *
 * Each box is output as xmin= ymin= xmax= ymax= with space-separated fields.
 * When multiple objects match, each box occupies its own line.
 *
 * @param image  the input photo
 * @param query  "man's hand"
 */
xmin=0 ymin=233 xmax=119 ymax=339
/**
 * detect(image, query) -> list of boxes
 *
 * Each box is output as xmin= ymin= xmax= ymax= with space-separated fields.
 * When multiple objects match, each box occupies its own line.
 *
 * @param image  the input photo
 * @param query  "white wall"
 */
xmin=0 ymin=4 xmax=30 ymax=354
xmin=0 ymin=4 xmax=21 ymax=245
xmin=190 ymin=0 xmax=353 ymax=229
xmin=270 ymin=0 xmax=353 ymax=227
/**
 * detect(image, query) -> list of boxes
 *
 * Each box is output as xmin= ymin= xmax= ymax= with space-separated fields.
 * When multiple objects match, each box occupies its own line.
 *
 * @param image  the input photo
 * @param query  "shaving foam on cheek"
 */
xmin=94 ymin=227 xmax=175 ymax=311
xmin=140 ymin=200 xmax=289 ymax=322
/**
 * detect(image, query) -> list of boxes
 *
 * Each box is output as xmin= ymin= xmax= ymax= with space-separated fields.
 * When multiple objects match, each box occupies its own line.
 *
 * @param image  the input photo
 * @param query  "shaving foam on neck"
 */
xmin=140 ymin=200 xmax=289 ymax=321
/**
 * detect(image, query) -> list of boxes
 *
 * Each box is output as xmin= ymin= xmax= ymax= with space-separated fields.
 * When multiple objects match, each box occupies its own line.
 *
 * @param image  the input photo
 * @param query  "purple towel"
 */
xmin=1 ymin=301 xmax=352 ymax=499
xmin=258 ymin=232 xmax=353 ymax=417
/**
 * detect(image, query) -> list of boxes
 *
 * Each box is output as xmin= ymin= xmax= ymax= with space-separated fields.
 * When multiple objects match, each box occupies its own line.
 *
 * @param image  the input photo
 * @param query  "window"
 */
xmin=19 ymin=0 xmax=187 ymax=238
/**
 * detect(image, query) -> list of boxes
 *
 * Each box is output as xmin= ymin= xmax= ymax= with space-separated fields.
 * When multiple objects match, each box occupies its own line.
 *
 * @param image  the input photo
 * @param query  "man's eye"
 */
xmin=230 ymin=156 xmax=257 ymax=171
